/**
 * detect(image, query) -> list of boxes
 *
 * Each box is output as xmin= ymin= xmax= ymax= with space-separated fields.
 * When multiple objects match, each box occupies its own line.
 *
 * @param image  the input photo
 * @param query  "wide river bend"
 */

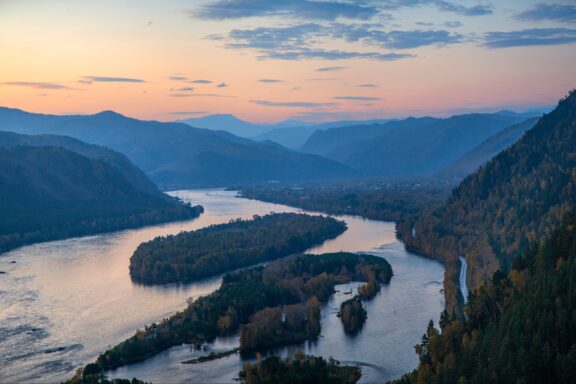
xmin=0 ymin=189 xmax=444 ymax=383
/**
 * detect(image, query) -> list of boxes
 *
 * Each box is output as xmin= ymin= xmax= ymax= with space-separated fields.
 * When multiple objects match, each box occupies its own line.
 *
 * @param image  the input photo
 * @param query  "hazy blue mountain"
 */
xmin=178 ymin=114 xmax=270 ymax=137
xmin=0 ymin=145 xmax=201 ymax=253
xmin=0 ymin=107 xmax=356 ymax=187
xmin=439 ymin=117 xmax=539 ymax=178
xmin=254 ymin=119 xmax=390 ymax=149
xmin=179 ymin=113 xmax=388 ymax=146
xmin=302 ymin=113 xmax=536 ymax=177
xmin=254 ymin=126 xmax=320 ymax=149
xmin=0 ymin=131 xmax=161 ymax=197
xmin=301 ymin=117 xmax=439 ymax=157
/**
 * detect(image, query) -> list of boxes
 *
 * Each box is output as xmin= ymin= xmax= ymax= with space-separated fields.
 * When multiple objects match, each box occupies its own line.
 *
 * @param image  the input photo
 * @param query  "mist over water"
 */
xmin=0 ymin=190 xmax=444 ymax=383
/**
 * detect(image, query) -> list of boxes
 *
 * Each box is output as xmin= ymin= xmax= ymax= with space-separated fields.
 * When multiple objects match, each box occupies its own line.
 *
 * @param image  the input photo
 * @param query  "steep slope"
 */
xmin=0 ymin=108 xmax=356 ymax=187
xmin=439 ymin=117 xmax=539 ymax=178
xmin=0 ymin=131 xmax=161 ymax=197
xmin=302 ymin=114 xmax=532 ymax=178
xmin=399 ymin=91 xmax=576 ymax=308
xmin=0 ymin=146 xmax=202 ymax=253
xmin=397 ymin=213 xmax=576 ymax=384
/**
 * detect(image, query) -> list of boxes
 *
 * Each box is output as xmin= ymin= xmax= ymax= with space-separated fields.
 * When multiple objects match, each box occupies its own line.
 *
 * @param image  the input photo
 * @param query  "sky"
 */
xmin=0 ymin=0 xmax=575 ymax=123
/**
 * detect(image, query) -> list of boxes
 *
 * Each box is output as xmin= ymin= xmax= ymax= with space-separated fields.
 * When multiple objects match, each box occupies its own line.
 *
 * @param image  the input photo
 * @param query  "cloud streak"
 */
xmin=333 ymin=96 xmax=383 ymax=100
xmin=484 ymin=28 xmax=576 ymax=48
xmin=259 ymin=79 xmax=283 ymax=83
xmin=209 ymin=22 xmax=461 ymax=61
xmin=194 ymin=0 xmax=379 ymax=21
xmin=331 ymin=24 xmax=463 ymax=49
xmin=317 ymin=66 xmax=348 ymax=72
xmin=3 ymin=81 xmax=75 ymax=90
xmin=83 ymin=76 xmax=145 ymax=83
xmin=380 ymin=0 xmax=492 ymax=16
xmin=251 ymin=100 xmax=338 ymax=107
xmin=517 ymin=3 xmax=576 ymax=24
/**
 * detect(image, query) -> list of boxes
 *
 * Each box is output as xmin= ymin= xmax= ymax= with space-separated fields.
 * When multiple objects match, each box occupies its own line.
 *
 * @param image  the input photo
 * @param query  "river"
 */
xmin=0 ymin=189 xmax=444 ymax=383
xmin=459 ymin=256 xmax=469 ymax=304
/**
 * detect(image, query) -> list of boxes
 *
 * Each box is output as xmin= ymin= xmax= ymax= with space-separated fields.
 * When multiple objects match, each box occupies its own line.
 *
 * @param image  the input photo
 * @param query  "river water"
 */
xmin=0 ymin=189 xmax=444 ymax=383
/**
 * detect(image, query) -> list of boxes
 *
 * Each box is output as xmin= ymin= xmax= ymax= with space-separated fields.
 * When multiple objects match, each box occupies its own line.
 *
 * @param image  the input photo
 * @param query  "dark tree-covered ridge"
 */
xmin=129 ymin=213 xmax=347 ymax=284
xmin=0 ymin=145 xmax=202 ymax=254
xmin=395 ymin=212 xmax=576 ymax=384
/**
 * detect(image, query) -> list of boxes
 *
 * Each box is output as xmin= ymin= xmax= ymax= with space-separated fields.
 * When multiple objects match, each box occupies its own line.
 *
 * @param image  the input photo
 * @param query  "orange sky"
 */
xmin=1 ymin=0 xmax=574 ymax=123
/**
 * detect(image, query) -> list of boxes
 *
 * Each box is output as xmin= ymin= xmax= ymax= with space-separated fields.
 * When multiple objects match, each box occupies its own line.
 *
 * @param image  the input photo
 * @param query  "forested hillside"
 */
xmin=399 ymin=91 xmax=576 ymax=309
xmin=395 ymin=212 xmax=576 ymax=384
xmin=0 ymin=146 xmax=201 ymax=253
xmin=439 ymin=117 xmax=538 ymax=178
xmin=0 ymin=131 xmax=161 ymax=196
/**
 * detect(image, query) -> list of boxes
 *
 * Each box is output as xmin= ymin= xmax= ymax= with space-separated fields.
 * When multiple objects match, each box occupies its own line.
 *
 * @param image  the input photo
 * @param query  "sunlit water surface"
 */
xmin=0 ymin=189 xmax=444 ymax=383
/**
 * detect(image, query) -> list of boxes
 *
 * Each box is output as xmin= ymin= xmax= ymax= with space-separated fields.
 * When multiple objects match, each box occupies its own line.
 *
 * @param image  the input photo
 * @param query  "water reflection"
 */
xmin=0 ymin=189 xmax=444 ymax=383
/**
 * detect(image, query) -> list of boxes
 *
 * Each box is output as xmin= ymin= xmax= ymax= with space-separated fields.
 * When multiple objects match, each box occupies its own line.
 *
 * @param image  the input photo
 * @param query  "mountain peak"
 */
xmin=94 ymin=110 xmax=125 ymax=119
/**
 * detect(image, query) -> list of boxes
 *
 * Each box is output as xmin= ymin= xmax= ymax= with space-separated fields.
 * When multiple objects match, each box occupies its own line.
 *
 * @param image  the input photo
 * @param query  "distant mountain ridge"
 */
xmin=178 ymin=113 xmax=389 ymax=148
xmin=178 ymin=114 xmax=272 ymax=137
xmin=301 ymin=113 xmax=537 ymax=178
xmin=0 ymin=107 xmax=357 ymax=187
xmin=253 ymin=119 xmax=390 ymax=149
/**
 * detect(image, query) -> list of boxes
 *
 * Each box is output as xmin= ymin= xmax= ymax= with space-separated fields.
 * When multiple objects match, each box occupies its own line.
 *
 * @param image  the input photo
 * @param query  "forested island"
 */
xmin=240 ymin=181 xmax=451 ymax=222
xmin=395 ymin=212 xmax=576 ymax=384
xmin=77 ymin=252 xmax=391 ymax=377
xmin=129 ymin=213 xmax=347 ymax=284
xmin=239 ymin=352 xmax=361 ymax=384
xmin=338 ymin=297 xmax=367 ymax=334
xmin=0 ymin=145 xmax=203 ymax=254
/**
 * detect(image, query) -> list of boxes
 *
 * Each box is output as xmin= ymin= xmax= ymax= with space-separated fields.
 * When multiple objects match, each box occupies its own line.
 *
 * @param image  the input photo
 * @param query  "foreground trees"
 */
xmin=240 ymin=352 xmax=361 ymax=384
xmin=396 ymin=212 xmax=576 ymax=384
xmin=130 ymin=213 xmax=347 ymax=284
